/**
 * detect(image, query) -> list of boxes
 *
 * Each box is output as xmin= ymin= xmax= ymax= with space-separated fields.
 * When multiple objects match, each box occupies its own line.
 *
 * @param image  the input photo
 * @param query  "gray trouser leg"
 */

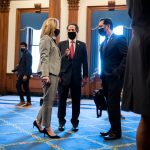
xmin=37 ymin=75 xmax=58 ymax=128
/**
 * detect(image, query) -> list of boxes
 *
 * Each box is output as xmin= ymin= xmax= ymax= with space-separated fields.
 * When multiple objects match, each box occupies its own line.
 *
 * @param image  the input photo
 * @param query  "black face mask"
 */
xmin=20 ymin=48 xmax=26 ymax=52
xmin=68 ymin=32 xmax=76 ymax=40
xmin=98 ymin=27 xmax=106 ymax=36
xmin=54 ymin=29 xmax=60 ymax=37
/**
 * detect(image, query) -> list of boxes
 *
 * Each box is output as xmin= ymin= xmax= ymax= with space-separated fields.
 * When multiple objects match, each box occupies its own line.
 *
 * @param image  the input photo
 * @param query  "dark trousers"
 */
xmin=58 ymin=81 xmax=81 ymax=127
xmin=102 ymin=75 xmax=123 ymax=134
xmin=16 ymin=75 xmax=31 ymax=103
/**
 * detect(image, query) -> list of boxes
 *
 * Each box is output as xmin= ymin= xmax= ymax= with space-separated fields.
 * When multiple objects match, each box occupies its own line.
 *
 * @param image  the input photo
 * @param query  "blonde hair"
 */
xmin=40 ymin=18 xmax=59 ymax=38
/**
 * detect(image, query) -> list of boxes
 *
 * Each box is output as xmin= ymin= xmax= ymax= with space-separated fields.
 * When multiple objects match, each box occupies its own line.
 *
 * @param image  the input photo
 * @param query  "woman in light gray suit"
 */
xmin=33 ymin=18 xmax=61 ymax=138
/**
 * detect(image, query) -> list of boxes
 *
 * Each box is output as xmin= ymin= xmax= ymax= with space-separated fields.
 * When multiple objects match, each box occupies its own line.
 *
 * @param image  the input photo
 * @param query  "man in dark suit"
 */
xmin=15 ymin=42 xmax=32 ymax=107
xmin=58 ymin=24 xmax=88 ymax=131
xmin=98 ymin=18 xmax=127 ymax=140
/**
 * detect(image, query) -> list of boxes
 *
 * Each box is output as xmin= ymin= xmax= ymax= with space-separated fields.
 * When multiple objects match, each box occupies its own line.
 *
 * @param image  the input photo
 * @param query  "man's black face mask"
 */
xmin=54 ymin=29 xmax=60 ymax=37
xmin=68 ymin=32 xmax=76 ymax=40
xmin=20 ymin=48 xmax=26 ymax=52
xmin=98 ymin=27 xmax=106 ymax=36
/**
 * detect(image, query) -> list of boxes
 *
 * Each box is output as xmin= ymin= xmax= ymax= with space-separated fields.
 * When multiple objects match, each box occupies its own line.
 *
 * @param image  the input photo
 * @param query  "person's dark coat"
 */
xmin=100 ymin=33 xmax=127 ymax=81
xmin=18 ymin=50 xmax=32 ymax=76
xmin=59 ymin=40 xmax=88 ymax=86
xmin=100 ymin=33 xmax=127 ymax=133
xmin=122 ymin=0 xmax=150 ymax=116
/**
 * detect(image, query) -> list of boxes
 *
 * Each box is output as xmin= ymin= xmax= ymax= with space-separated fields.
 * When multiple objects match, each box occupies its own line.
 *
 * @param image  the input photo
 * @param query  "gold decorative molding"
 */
xmin=49 ymin=0 xmax=60 ymax=19
xmin=67 ymin=0 xmax=80 ymax=10
xmin=108 ymin=0 xmax=115 ymax=10
xmin=34 ymin=3 xmax=41 ymax=13
xmin=67 ymin=0 xmax=80 ymax=24
xmin=0 ymin=0 xmax=10 ymax=12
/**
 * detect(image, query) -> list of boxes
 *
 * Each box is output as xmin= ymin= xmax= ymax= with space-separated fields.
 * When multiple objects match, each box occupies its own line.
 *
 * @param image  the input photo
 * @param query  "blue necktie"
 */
xmin=102 ymin=37 xmax=108 ymax=53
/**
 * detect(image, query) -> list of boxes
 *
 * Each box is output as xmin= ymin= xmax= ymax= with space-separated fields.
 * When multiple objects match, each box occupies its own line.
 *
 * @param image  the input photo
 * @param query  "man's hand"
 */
xmin=65 ymin=48 xmax=70 ymax=56
xmin=23 ymin=75 xmax=27 ymax=81
xmin=58 ymin=77 xmax=61 ymax=82
xmin=82 ymin=77 xmax=88 ymax=87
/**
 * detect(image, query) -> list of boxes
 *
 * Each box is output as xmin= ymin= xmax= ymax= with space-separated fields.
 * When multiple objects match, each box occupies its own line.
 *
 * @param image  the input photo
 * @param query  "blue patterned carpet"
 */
xmin=0 ymin=95 xmax=139 ymax=150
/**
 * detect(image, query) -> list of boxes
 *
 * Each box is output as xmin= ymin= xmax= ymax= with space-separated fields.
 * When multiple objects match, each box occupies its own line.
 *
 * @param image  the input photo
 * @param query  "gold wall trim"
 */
xmin=67 ymin=0 xmax=80 ymax=10
xmin=0 ymin=0 xmax=10 ymax=12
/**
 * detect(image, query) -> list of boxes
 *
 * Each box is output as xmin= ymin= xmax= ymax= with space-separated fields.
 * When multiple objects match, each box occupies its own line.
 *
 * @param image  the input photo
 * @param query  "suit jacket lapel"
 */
xmin=74 ymin=40 xmax=80 ymax=58
xmin=102 ymin=34 xmax=114 ymax=57
xmin=62 ymin=40 xmax=69 ymax=55
xmin=102 ymin=39 xmax=107 ymax=53
xmin=107 ymin=33 xmax=115 ymax=46
xmin=66 ymin=40 xmax=69 ymax=50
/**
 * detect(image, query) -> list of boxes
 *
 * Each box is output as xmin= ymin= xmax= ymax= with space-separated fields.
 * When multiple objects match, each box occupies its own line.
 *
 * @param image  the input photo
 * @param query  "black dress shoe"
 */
xmin=103 ymin=133 xmax=121 ymax=140
xmin=33 ymin=120 xmax=43 ymax=133
xmin=72 ymin=126 xmax=79 ymax=132
xmin=58 ymin=124 xmax=65 ymax=131
xmin=100 ymin=129 xmax=111 ymax=136
xmin=43 ymin=128 xmax=60 ymax=139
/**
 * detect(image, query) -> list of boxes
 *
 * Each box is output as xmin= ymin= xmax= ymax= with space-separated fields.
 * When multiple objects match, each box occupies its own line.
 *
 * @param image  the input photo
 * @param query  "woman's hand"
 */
xmin=42 ymin=76 xmax=51 ymax=87
xmin=82 ymin=77 xmax=88 ymax=87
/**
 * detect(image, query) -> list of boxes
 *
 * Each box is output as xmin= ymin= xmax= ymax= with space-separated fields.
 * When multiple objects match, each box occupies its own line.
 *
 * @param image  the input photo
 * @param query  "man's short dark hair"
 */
xmin=100 ymin=18 xmax=113 ymax=30
xmin=20 ymin=42 xmax=27 ymax=48
xmin=67 ymin=23 xmax=79 ymax=32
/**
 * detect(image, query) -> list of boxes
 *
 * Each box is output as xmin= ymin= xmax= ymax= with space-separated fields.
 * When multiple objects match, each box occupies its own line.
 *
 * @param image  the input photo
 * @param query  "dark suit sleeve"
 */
xmin=58 ymin=41 xmax=72 ymax=78
xmin=25 ymin=52 xmax=32 ymax=76
xmin=141 ymin=0 xmax=150 ymax=15
xmin=113 ymin=36 xmax=128 ymax=77
xmin=58 ymin=41 xmax=68 ymax=59
xmin=99 ymin=42 xmax=104 ymax=79
xmin=58 ymin=42 xmax=62 ymax=77
xmin=127 ymin=0 xmax=133 ymax=18
xmin=58 ymin=42 xmax=61 ymax=54
xmin=82 ymin=43 xmax=88 ymax=78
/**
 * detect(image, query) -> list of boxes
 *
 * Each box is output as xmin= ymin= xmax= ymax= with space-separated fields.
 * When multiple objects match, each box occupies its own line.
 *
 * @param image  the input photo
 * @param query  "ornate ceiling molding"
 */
xmin=0 ymin=0 xmax=10 ymax=12
xmin=67 ymin=0 xmax=80 ymax=10
xmin=108 ymin=0 xmax=116 ymax=10
xmin=34 ymin=3 xmax=41 ymax=13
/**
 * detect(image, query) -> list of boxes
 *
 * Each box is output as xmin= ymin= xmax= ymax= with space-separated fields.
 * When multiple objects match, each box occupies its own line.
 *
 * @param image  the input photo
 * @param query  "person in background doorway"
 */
xmin=15 ymin=42 xmax=32 ymax=107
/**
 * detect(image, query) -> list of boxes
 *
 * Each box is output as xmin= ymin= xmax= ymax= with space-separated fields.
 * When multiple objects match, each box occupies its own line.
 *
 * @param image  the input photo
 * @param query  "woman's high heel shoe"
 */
xmin=43 ymin=128 xmax=60 ymax=139
xmin=33 ymin=120 xmax=43 ymax=133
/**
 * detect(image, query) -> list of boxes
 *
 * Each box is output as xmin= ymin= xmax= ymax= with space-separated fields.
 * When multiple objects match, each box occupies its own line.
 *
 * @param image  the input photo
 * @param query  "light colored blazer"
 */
xmin=37 ymin=35 xmax=61 ymax=77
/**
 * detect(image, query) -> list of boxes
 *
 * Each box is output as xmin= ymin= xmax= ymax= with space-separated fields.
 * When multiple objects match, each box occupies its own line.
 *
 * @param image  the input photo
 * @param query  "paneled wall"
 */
xmin=0 ymin=0 xmax=49 ymax=95
xmin=0 ymin=0 xmax=127 ymax=97
xmin=6 ymin=74 xmax=43 ymax=94
xmin=0 ymin=1 xmax=9 ymax=94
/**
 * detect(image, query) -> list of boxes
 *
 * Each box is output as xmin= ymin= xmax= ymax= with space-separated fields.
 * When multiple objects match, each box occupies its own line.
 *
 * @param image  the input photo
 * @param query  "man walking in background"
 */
xmin=14 ymin=42 xmax=32 ymax=107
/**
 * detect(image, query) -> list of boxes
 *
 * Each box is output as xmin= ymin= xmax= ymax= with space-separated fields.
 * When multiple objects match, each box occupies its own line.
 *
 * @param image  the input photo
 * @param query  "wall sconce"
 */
xmin=108 ymin=0 xmax=115 ymax=11
xmin=34 ymin=3 xmax=41 ymax=13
